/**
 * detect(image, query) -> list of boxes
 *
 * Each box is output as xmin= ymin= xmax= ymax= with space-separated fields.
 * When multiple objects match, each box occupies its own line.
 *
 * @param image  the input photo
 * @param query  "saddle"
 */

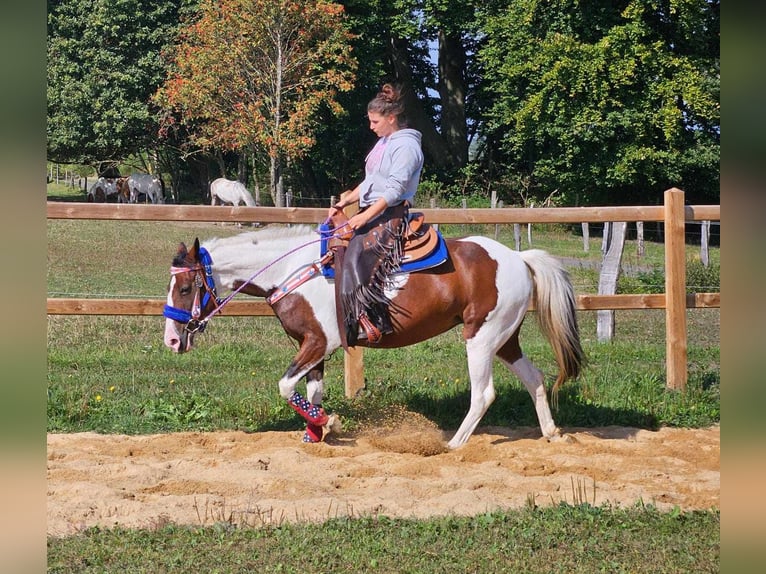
xmin=325 ymin=210 xmax=440 ymax=270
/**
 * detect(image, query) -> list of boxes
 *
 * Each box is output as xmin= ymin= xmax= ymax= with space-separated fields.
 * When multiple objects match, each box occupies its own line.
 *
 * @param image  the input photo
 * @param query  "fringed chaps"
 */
xmin=340 ymin=203 xmax=407 ymax=346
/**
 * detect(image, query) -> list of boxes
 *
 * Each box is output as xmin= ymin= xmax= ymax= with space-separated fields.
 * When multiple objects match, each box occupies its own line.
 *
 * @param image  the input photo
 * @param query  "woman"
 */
xmin=329 ymin=83 xmax=424 ymax=346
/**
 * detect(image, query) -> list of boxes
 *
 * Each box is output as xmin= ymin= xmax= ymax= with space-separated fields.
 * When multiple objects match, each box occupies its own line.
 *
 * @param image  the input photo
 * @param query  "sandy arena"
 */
xmin=47 ymin=415 xmax=719 ymax=537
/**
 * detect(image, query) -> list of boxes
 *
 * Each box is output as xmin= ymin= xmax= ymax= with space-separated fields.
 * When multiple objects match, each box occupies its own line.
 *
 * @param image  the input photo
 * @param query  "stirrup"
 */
xmin=358 ymin=313 xmax=382 ymax=344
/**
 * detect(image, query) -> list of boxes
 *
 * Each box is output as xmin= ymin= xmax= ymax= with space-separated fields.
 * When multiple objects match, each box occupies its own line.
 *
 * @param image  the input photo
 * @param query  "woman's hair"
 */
xmin=367 ymin=83 xmax=407 ymax=127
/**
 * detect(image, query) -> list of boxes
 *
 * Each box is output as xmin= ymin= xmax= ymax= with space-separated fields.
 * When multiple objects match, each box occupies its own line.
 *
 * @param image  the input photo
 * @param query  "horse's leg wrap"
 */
xmin=303 ymin=422 xmax=324 ymax=443
xmin=288 ymin=390 xmax=329 ymax=427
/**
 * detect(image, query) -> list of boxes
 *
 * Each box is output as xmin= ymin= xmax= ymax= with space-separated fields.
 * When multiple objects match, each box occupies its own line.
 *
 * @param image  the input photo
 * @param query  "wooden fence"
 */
xmin=47 ymin=188 xmax=720 ymax=393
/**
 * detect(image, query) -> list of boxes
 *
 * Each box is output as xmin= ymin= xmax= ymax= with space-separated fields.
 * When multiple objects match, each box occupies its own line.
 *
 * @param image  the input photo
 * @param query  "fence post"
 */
xmin=430 ymin=198 xmax=439 ymax=232
xmin=337 ymin=191 xmax=366 ymax=398
xmin=527 ymin=202 xmax=533 ymax=245
xmin=596 ymin=221 xmax=626 ymax=342
xmin=701 ymin=220 xmax=710 ymax=266
xmin=581 ymin=222 xmax=589 ymax=252
xmin=494 ymin=199 xmax=503 ymax=240
xmin=664 ymin=188 xmax=687 ymax=390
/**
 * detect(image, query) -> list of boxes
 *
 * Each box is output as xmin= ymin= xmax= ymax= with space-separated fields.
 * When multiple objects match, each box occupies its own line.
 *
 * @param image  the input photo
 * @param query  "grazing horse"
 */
xmin=86 ymin=177 xmax=117 ymax=202
xmin=210 ymin=178 xmax=257 ymax=207
xmin=162 ymin=225 xmax=585 ymax=448
xmin=127 ymin=173 xmax=164 ymax=204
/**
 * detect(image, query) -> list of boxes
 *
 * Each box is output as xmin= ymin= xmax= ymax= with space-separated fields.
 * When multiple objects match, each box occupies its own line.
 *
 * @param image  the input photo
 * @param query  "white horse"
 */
xmin=86 ymin=177 xmax=118 ymax=202
xmin=210 ymin=178 xmax=257 ymax=207
xmin=127 ymin=173 xmax=164 ymax=204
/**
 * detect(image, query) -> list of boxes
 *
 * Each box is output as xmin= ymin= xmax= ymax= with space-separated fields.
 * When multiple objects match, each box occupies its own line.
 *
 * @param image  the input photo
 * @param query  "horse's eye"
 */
xmin=180 ymin=285 xmax=192 ymax=296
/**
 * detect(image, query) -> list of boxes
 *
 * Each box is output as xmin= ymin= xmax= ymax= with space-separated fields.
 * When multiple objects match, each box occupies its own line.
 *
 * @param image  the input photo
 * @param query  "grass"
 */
xmin=46 ymin=205 xmax=720 ymax=572
xmin=47 ymin=505 xmax=719 ymax=573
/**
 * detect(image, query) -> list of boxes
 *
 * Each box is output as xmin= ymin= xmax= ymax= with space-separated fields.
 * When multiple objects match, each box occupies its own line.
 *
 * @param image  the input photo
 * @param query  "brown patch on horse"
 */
xmin=358 ymin=239 xmax=500 ymax=348
xmin=270 ymin=293 xmax=329 ymax=372
xmin=116 ymin=177 xmax=130 ymax=202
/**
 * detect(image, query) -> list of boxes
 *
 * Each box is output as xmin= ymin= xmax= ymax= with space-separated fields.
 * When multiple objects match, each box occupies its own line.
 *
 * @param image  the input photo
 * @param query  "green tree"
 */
xmin=47 ymin=0 xmax=191 ymax=170
xmin=477 ymin=0 xmax=719 ymax=206
xmin=154 ymin=0 xmax=356 ymax=206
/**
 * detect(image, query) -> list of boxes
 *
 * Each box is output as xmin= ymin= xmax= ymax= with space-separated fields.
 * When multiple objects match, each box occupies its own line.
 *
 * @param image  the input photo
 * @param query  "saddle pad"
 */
xmin=319 ymin=223 xmax=449 ymax=279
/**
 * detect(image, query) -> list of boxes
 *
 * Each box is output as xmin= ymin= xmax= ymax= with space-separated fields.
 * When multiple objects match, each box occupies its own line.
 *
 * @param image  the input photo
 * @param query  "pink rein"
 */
xmin=181 ymin=220 xmax=343 ymax=328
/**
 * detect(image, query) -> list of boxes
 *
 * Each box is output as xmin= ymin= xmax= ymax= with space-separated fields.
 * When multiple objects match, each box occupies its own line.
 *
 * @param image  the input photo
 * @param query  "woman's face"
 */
xmin=367 ymin=111 xmax=398 ymax=138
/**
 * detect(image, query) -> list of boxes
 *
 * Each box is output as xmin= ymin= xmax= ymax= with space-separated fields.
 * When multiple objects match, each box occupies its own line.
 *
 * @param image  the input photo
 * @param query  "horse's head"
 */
xmin=163 ymin=238 xmax=219 ymax=353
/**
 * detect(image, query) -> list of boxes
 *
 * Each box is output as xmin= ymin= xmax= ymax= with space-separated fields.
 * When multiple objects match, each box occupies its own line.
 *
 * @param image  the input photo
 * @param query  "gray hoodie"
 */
xmin=359 ymin=128 xmax=423 ymax=208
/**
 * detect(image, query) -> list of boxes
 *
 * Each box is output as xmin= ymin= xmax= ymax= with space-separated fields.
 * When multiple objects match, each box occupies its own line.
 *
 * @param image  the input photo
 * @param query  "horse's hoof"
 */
xmin=323 ymin=414 xmax=342 ymax=436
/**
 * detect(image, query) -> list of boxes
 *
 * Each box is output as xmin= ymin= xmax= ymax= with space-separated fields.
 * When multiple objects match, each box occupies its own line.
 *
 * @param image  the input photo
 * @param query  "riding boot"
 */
xmin=368 ymin=302 xmax=393 ymax=336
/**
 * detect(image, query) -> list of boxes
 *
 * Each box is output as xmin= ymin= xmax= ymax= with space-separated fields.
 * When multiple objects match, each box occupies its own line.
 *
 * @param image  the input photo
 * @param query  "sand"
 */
xmin=47 ymin=413 xmax=719 ymax=537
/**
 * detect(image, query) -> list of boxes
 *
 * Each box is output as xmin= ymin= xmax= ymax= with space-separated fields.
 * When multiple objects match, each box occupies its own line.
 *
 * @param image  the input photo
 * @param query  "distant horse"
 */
xmin=115 ymin=177 xmax=131 ymax=203
xmin=86 ymin=177 xmax=117 ymax=202
xmin=127 ymin=173 xmax=164 ymax=204
xmin=210 ymin=178 xmax=257 ymax=207
xmin=163 ymin=225 xmax=585 ymax=448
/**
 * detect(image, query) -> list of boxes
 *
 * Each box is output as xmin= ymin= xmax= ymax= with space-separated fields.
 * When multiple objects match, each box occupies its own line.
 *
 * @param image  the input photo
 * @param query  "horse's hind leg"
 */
xmin=448 ymin=339 xmax=497 ymax=449
xmin=496 ymin=335 xmax=562 ymax=440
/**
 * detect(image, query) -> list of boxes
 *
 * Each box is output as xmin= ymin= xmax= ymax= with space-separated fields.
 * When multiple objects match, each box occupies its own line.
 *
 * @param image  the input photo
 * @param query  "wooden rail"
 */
xmin=46 ymin=293 xmax=719 ymax=316
xmin=47 ymin=188 xmax=720 ymax=392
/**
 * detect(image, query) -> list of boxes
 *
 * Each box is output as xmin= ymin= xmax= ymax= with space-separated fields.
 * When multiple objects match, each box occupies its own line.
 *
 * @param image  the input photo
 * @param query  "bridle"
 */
xmin=163 ymin=246 xmax=221 ymax=334
xmin=163 ymin=221 xmax=347 ymax=334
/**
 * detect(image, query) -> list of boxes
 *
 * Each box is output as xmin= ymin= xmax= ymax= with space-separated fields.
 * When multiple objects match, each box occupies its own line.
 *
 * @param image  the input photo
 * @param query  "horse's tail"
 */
xmin=519 ymin=249 xmax=586 ymax=396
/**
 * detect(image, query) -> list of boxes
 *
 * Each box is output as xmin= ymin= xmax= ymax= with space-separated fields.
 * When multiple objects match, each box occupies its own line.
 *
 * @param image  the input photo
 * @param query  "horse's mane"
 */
xmin=202 ymin=224 xmax=318 ymax=253
xmin=200 ymin=225 xmax=321 ymax=287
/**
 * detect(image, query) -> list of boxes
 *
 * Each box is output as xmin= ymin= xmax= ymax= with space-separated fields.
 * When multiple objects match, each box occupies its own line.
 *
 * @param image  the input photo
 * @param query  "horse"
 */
xmin=210 ymin=178 xmax=257 ymax=207
xmin=115 ymin=177 xmax=131 ymax=203
xmin=86 ymin=177 xmax=117 ymax=202
xmin=162 ymin=224 xmax=585 ymax=449
xmin=127 ymin=173 xmax=164 ymax=204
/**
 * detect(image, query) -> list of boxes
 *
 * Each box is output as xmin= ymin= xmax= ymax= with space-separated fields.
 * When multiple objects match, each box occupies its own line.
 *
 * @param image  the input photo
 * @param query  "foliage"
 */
xmin=618 ymin=259 xmax=720 ymax=294
xmin=154 ymin=0 xmax=357 ymax=203
xmin=48 ymin=505 xmax=719 ymax=572
xmin=46 ymin=0 xmax=719 ymax=209
xmin=46 ymin=0 xmax=191 ymax=166
xmin=476 ymin=0 xmax=720 ymax=206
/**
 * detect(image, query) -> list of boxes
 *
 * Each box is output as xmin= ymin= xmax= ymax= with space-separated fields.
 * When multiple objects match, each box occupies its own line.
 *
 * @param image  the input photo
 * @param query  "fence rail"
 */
xmin=47 ymin=188 xmax=720 ymax=392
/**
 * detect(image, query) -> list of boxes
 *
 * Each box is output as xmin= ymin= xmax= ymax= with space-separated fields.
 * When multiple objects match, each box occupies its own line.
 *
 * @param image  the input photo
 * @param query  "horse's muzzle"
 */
xmin=164 ymin=318 xmax=193 ymax=353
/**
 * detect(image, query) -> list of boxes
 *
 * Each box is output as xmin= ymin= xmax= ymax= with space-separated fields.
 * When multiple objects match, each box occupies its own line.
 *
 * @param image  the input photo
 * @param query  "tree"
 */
xmin=154 ymin=0 xmax=356 ymax=206
xmin=477 ymin=0 xmax=719 ymax=206
xmin=47 ymin=0 xmax=190 ymax=169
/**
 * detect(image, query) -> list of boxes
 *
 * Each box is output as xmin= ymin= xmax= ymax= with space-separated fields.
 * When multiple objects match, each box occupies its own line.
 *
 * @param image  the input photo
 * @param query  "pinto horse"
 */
xmin=163 ymin=225 xmax=585 ymax=448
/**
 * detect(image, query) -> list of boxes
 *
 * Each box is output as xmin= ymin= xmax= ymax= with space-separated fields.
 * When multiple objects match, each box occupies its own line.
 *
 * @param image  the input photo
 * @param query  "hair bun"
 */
xmin=379 ymin=83 xmax=398 ymax=103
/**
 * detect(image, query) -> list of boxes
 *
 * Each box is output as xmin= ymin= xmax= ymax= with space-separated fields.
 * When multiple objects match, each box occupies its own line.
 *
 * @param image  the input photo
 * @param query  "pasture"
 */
xmin=46 ymin=207 xmax=719 ymax=571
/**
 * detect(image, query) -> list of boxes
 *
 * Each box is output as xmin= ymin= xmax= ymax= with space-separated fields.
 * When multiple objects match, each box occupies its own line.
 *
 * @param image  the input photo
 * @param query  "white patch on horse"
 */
xmin=127 ymin=173 xmax=164 ymax=204
xmin=210 ymin=178 xmax=257 ymax=207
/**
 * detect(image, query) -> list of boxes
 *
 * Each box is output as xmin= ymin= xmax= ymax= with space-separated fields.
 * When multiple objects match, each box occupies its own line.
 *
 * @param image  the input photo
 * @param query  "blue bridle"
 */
xmin=163 ymin=247 xmax=220 ymax=333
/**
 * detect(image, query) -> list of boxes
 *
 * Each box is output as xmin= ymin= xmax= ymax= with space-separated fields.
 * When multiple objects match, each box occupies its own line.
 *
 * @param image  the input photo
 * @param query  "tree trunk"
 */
xmin=387 ymin=36 xmax=452 ymax=172
xmin=237 ymin=153 xmax=247 ymax=184
xmin=438 ymin=29 xmax=468 ymax=167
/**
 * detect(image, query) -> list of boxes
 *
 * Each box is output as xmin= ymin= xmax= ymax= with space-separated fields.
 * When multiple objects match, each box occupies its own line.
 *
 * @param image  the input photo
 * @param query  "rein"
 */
xmin=164 ymin=221 xmax=343 ymax=333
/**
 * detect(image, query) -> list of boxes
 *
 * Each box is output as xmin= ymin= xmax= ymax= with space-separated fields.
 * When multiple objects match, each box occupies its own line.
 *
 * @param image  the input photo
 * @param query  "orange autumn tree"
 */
xmin=155 ymin=0 xmax=356 ymax=205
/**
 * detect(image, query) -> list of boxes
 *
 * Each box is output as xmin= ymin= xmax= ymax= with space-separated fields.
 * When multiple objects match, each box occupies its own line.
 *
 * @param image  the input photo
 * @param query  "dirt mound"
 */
xmin=47 ymin=420 xmax=719 ymax=537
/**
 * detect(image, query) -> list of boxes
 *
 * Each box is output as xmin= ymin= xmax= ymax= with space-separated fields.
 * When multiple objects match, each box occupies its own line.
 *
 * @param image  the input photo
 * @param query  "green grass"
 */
xmin=47 ymin=505 xmax=719 ymax=573
xmin=46 ymin=214 xmax=719 ymax=571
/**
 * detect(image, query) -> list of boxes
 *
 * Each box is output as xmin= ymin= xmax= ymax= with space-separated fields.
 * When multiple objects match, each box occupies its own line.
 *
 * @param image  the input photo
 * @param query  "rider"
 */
xmin=329 ymin=82 xmax=424 ymax=345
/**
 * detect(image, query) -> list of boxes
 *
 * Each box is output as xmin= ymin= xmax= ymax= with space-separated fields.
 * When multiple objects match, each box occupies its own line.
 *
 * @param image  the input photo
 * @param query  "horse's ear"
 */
xmin=192 ymin=238 xmax=201 ymax=258
xmin=177 ymin=242 xmax=188 ymax=258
